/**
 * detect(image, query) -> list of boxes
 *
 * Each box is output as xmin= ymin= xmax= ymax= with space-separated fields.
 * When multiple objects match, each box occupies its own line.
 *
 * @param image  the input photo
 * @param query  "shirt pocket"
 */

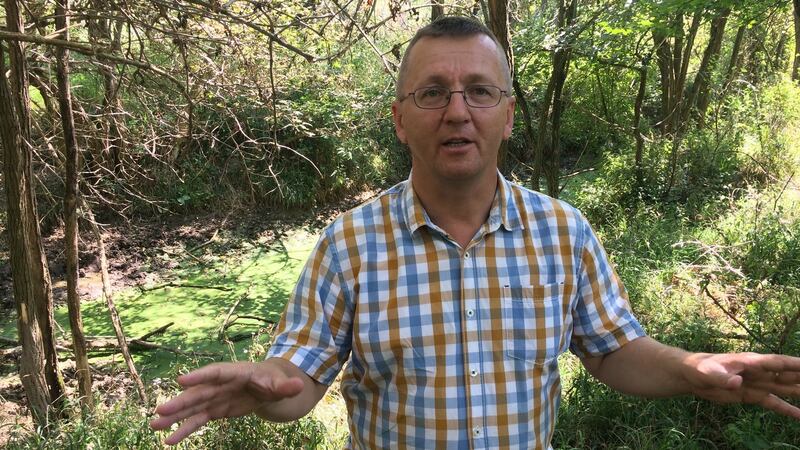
xmin=502 ymin=282 xmax=566 ymax=364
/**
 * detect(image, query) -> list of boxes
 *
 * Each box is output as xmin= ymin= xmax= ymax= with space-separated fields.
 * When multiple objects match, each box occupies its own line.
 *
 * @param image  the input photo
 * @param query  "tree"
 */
xmin=55 ymin=0 xmax=93 ymax=410
xmin=793 ymin=0 xmax=800 ymax=81
xmin=432 ymin=0 xmax=444 ymax=21
xmin=534 ymin=0 xmax=578 ymax=197
xmin=685 ymin=8 xmax=731 ymax=126
xmin=0 ymin=0 xmax=65 ymax=426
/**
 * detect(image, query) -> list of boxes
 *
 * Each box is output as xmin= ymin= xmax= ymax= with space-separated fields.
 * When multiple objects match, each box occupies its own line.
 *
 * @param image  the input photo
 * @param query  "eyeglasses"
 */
xmin=404 ymin=85 xmax=508 ymax=109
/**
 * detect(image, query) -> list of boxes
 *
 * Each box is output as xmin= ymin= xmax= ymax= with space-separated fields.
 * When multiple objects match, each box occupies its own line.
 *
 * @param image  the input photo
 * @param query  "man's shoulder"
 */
xmin=321 ymin=180 xmax=406 ymax=235
xmin=503 ymin=178 xmax=585 ymax=222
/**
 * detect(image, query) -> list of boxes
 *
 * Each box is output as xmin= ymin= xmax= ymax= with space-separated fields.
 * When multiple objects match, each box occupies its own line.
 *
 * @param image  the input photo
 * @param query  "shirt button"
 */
xmin=473 ymin=427 xmax=482 ymax=437
xmin=470 ymin=368 xmax=479 ymax=377
xmin=466 ymin=309 xmax=474 ymax=318
xmin=464 ymin=251 xmax=470 ymax=259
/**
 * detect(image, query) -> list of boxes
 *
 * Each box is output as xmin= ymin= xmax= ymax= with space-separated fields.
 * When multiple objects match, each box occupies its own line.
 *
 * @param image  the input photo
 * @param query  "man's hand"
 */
xmin=683 ymin=352 xmax=800 ymax=419
xmin=582 ymin=337 xmax=800 ymax=419
xmin=149 ymin=358 xmax=326 ymax=445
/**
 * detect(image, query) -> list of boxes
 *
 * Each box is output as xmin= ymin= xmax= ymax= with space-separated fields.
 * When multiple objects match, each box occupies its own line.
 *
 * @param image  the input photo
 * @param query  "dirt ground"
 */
xmin=0 ymin=191 xmax=375 ymax=446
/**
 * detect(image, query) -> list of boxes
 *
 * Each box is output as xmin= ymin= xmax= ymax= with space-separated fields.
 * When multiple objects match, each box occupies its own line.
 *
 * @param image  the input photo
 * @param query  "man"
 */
xmin=151 ymin=16 xmax=800 ymax=449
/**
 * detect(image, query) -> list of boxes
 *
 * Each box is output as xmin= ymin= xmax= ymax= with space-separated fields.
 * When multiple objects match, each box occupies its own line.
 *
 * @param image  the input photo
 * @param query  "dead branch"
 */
xmin=218 ymin=288 xmax=249 ymax=341
xmin=138 ymin=282 xmax=234 ymax=292
xmin=1 ymin=322 xmax=217 ymax=359
xmin=138 ymin=321 xmax=175 ymax=341
xmin=0 ymin=29 xmax=183 ymax=88
xmin=702 ymin=280 xmax=775 ymax=352
xmin=83 ymin=201 xmax=149 ymax=404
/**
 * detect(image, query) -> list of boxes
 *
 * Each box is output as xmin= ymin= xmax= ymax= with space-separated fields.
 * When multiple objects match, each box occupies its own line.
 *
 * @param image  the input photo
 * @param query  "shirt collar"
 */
xmin=400 ymin=170 xmax=525 ymax=234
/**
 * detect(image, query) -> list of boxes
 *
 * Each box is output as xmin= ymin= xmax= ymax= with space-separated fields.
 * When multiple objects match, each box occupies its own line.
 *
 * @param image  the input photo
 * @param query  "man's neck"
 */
xmin=411 ymin=171 xmax=498 ymax=249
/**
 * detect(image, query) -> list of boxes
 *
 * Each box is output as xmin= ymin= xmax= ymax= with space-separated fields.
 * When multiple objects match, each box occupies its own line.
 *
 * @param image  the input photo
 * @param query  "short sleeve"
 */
xmin=569 ymin=216 xmax=646 ymax=357
xmin=266 ymin=229 xmax=353 ymax=385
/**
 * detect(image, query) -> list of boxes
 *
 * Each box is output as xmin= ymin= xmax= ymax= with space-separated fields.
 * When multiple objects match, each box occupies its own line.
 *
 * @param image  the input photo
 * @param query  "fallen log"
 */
xmin=1 ymin=322 xmax=217 ymax=359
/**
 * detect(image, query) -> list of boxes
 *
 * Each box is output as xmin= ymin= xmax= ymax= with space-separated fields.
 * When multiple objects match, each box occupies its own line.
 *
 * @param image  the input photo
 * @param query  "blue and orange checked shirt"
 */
xmin=267 ymin=172 xmax=646 ymax=449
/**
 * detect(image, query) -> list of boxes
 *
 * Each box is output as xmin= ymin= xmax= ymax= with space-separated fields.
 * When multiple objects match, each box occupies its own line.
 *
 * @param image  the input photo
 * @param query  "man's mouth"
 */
xmin=443 ymin=138 xmax=473 ymax=147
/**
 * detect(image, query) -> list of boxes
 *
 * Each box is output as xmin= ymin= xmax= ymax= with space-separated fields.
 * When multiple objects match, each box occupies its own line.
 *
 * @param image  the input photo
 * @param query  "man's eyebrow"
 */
xmin=417 ymin=73 xmax=495 ymax=87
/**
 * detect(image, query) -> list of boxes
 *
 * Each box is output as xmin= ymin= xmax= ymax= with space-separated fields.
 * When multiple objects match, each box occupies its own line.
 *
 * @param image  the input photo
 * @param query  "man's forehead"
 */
xmin=404 ymin=35 xmax=503 ymax=78
xmin=407 ymin=34 xmax=498 ymax=59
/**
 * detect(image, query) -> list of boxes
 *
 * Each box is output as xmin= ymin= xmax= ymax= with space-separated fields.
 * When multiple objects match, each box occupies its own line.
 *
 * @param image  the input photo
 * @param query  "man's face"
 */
xmin=392 ymin=35 xmax=515 ymax=187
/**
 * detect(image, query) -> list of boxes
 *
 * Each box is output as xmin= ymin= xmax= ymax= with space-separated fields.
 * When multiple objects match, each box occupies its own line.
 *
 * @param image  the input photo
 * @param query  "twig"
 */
xmin=702 ymin=280 xmax=774 ymax=352
xmin=218 ymin=286 xmax=251 ymax=341
xmin=138 ymin=282 xmax=234 ymax=292
xmin=138 ymin=322 xmax=174 ymax=341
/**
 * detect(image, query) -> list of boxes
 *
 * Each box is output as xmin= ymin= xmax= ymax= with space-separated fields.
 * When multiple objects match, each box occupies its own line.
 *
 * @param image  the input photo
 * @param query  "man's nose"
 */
xmin=443 ymin=91 xmax=470 ymax=122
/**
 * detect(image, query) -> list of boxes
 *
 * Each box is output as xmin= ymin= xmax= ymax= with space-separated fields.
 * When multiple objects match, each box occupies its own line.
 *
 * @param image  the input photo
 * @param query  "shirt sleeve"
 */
xmin=569 ymin=215 xmax=646 ymax=357
xmin=266 ymin=228 xmax=353 ymax=385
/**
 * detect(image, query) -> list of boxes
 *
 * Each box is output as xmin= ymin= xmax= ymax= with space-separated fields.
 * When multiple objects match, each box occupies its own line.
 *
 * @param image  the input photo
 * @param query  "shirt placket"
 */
xmin=461 ymin=242 xmax=488 ymax=450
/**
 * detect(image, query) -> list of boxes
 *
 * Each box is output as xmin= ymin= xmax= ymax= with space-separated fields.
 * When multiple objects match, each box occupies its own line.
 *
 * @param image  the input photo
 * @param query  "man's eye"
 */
xmin=420 ymin=88 xmax=444 ymax=98
xmin=469 ymin=86 xmax=491 ymax=96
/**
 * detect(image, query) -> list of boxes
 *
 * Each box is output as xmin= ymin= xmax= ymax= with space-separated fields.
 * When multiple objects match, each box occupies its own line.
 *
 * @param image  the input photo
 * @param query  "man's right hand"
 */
xmin=149 ymin=358 xmax=327 ymax=445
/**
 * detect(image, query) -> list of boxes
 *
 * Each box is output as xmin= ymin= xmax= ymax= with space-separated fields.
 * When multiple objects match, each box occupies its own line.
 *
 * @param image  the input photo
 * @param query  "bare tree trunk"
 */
xmin=723 ymin=24 xmax=747 ymax=91
xmin=0 ymin=53 xmax=55 ymax=430
xmin=431 ymin=0 xmax=444 ymax=21
xmin=1 ymin=0 xmax=65 ymax=426
xmin=652 ymin=30 xmax=673 ymax=133
xmin=87 ymin=0 xmax=126 ymax=176
xmin=652 ymin=12 xmax=701 ymax=134
xmin=675 ymin=12 xmax=701 ymax=119
xmin=84 ymin=205 xmax=149 ymax=404
xmin=487 ymin=0 xmax=515 ymax=169
xmin=55 ymin=0 xmax=93 ymax=411
xmin=633 ymin=60 xmax=649 ymax=188
xmin=535 ymin=0 xmax=576 ymax=197
xmin=687 ymin=9 xmax=730 ymax=126
xmin=793 ymin=0 xmax=800 ymax=81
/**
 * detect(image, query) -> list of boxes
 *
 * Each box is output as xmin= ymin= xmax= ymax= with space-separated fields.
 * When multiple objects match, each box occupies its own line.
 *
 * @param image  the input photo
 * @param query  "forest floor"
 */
xmin=0 ymin=191 xmax=376 ymax=447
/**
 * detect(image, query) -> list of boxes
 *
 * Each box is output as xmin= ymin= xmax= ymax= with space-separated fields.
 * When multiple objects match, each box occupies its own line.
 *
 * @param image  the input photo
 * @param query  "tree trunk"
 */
xmin=535 ymin=0 xmax=576 ymax=198
xmin=87 ymin=0 xmax=126 ymax=176
xmin=55 ymin=0 xmax=93 ymax=411
xmin=431 ymin=0 xmax=444 ymax=22
xmin=486 ymin=0 xmax=516 ymax=169
xmin=652 ymin=12 xmax=701 ymax=134
xmin=1 ymin=0 xmax=65 ymax=426
xmin=723 ymin=24 xmax=747 ymax=91
xmin=652 ymin=30 xmax=673 ymax=133
xmin=633 ymin=61 xmax=649 ymax=189
xmin=687 ymin=9 xmax=730 ymax=126
xmin=793 ymin=0 xmax=800 ymax=82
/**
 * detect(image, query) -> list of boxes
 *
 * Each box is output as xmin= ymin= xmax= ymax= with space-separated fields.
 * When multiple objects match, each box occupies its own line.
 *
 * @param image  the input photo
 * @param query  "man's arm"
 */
xmin=581 ymin=336 xmax=800 ymax=419
xmin=254 ymin=357 xmax=329 ymax=422
xmin=150 ymin=357 xmax=328 ymax=445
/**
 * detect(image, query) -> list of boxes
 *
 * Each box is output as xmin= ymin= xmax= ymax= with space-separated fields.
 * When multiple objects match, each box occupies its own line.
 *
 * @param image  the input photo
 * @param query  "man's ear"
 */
xmin=503 ymin=96 xmax=516 ymax=140
xmin=391 ymin=101 xmax=407 ymax=144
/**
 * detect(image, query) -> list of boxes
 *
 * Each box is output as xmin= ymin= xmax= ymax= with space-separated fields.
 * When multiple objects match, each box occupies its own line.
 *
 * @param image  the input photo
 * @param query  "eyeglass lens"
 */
xmin=413 ymin=85 xmax=502 ymax=109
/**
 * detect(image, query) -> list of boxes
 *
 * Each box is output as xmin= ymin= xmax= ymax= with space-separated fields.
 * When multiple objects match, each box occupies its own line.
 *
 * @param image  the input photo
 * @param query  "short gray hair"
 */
xmin=396 ymin=16 xmax=512 ymax=99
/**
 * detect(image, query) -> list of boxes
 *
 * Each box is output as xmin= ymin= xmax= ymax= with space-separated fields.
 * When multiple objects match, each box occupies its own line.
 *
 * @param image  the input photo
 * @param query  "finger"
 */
xmin=747 ymin=353 xmax=800 ymax=373
xmin=177 ymin=363 xmax=241 ymax=388
xmin=775 ymin=372 xmax=800 ymax=384
xmin=157 ymin=378 xmax=247 ymax=416
xmin=744 ymin=382 xmax=800 ymax=398
xmin=163 ymin=411 xmax=212 ymax=446
xmin=757 ymin=393 xmax=800 ymax=421
xmin=150 ymin=399 xmax=211 ymax=430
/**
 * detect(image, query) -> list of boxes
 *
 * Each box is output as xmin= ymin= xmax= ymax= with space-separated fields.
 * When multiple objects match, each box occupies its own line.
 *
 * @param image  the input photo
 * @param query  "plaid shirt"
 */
xmin=268 ymin=172 xmax=645 ymax=449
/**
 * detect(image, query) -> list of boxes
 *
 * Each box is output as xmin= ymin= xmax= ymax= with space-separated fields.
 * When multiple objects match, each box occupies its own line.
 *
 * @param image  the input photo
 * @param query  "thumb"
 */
xmin=701 ymin=368 xmax=743 ymax=390
xmin=250 ymin=370 xmax=305 ymax=400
